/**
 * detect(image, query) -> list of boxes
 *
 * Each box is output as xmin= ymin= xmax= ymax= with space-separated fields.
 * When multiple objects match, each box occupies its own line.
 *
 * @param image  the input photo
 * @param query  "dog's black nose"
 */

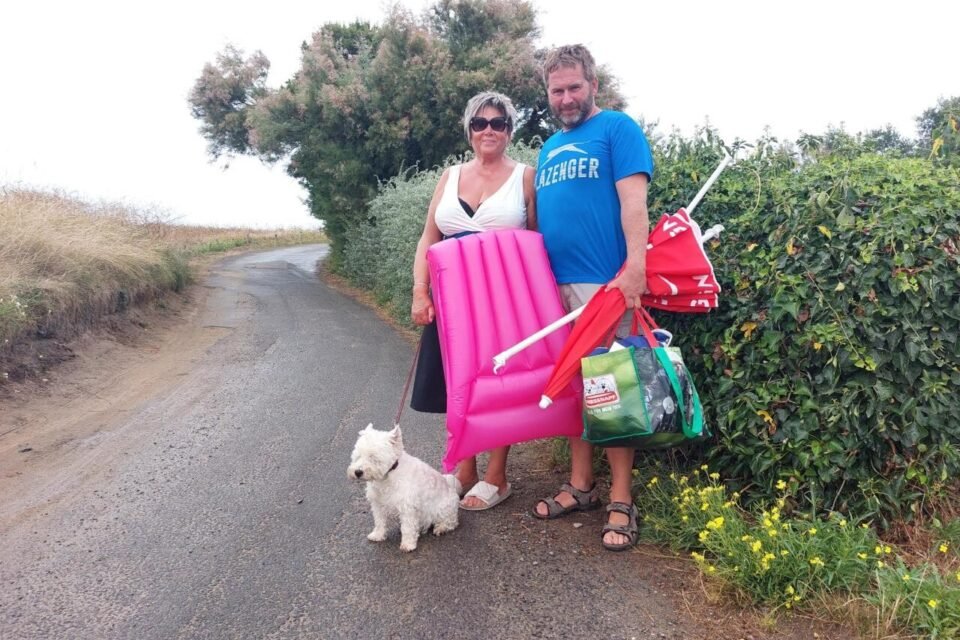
xmin=354 ymin=469 xmax=363 ymax=478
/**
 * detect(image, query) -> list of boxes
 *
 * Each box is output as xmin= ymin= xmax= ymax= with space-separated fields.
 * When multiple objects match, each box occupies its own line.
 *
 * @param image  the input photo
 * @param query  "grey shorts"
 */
xmin=558 ymin=283 xmax=633 ymax=339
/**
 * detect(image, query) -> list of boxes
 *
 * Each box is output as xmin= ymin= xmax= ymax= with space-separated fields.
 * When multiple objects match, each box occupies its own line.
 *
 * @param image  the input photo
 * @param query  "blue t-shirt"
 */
xmin=536 ymin=110 xmax=654 ymax=284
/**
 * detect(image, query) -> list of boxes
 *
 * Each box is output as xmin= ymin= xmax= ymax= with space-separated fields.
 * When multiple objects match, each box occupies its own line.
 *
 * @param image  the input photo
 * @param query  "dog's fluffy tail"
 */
xmin=444 ymin=474 xmax=462 ymax=496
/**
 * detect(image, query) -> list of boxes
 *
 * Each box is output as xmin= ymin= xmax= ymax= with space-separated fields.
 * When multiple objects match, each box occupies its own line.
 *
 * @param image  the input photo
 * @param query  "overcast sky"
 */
xmin=1 ymin=0 xmax=956 ymax=228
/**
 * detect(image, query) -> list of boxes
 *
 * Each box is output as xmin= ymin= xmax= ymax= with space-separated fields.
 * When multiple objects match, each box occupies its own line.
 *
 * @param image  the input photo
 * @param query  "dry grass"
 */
xmin=0 ymin=186 xmax=325 ymax=347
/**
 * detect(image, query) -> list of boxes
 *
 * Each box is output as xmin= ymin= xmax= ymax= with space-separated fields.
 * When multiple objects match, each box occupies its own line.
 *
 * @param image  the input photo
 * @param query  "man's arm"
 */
xmin=606 ymin=173 xmax=649 ymax=308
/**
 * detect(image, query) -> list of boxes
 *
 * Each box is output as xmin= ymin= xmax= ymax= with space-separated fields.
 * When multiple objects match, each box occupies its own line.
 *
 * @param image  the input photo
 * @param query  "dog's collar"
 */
xmin=384 ymin=458 xmax=400 ymax=477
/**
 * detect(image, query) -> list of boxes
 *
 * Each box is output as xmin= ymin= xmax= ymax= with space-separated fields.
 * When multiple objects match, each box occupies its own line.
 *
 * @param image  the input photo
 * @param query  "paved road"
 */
xmin=0 ymin=246 xmax=708 ymax=640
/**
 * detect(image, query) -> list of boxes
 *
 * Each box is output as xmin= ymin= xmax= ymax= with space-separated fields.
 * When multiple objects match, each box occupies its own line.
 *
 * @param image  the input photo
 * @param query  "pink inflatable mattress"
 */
xmin=427 ymin=229 xmax=582 ymax=472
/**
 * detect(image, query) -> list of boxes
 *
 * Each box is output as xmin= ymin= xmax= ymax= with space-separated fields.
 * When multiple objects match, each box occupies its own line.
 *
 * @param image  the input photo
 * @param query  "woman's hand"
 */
xmin=411 ymin=288 xmax=435 ymax=325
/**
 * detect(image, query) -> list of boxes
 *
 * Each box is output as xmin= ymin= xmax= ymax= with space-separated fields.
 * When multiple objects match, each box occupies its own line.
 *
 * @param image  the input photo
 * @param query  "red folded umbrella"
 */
xmin=501 ymin=155 xmax=733 ymax=407
xmin=644 ymin=292 xmax=718 ymax=313
xmin=538 ymin=222 xmax=720 ymax=406
xmin=539 ymin=192 xmax=728 ymax=406
xmin=538 ymin=286 xmax=626 ymax=408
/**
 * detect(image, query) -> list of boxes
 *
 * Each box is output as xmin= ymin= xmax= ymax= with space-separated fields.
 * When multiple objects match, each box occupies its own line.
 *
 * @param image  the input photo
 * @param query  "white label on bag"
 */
xmin=584 ymin=375 xmax=620 ymax=409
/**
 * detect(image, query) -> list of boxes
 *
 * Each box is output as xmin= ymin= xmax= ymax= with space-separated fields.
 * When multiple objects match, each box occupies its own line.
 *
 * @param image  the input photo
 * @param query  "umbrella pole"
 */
xmin=701 ymin=224 xmax=725 ymax=243
xmin=685 ymin=152 xmax=732 ymax=215
xmin=492 ymin=305 xmax=585 ymax=373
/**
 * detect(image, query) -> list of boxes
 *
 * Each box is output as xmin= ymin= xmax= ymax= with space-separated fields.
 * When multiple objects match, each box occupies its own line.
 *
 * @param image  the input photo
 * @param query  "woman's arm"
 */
xmin=522 ymin=165 xmax=537 ymax=231
xmin=411 ymin=170 xmax=449 ymax=325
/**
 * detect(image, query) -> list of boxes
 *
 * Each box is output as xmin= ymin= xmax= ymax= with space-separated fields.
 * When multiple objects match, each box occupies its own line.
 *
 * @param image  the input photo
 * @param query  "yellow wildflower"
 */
xmin=699 ymin=530 xmax=710 ymax=542
xmin=809 ymin=556 xmax=825 ymax=567
xmin=940 ymin=543 xmax=949 ymax=554
xmin=709 ymin=472 xmax=720 ymax=480
xmin=775 ymin=479 xmax=787 ymax=491
xmin=751 ymin=541 xmax=763 ymax=553
xmin=808 ymin=528 xmax=817 ymax=536
xmin=877 ymin=560 xmax=886 ymax=569
xmin=785 ymin=585 xmax=795 ymax=595
xmin=857 ymin=553 xmax=868 ymax=560
xmin=706 ymin=516 xmax=725 ymax=530
xmin=929 ymin=600 xmax=938 ymax=609
xmin=902 ymin=574 xmax=911 ymax=582
xmin=838 ymin=519 xmax=847 ymax=527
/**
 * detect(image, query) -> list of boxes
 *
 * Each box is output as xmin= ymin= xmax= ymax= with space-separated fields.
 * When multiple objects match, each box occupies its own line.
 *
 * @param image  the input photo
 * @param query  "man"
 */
xmin=533 ymin=44 xmax=654 ymax=551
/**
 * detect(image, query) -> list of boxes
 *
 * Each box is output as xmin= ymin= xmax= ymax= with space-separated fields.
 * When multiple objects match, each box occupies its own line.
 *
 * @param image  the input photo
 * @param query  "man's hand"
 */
xmin=606 ymin=261 xmax=647 ymax=309
xmin=411 ymin=289 xmax=435 ymax=325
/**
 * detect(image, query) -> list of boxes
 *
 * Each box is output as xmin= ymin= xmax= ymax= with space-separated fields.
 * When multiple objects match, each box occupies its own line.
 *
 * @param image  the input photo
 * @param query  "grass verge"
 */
xmin=0 ymin=187 xmax=325 ymax=371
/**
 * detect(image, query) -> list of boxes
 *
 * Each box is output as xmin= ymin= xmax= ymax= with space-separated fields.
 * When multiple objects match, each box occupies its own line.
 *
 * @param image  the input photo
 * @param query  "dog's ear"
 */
xmin=389 ymin=425 xmax=403 ymax=445
xmin=359 ymin=422 xmax=374 ymax=435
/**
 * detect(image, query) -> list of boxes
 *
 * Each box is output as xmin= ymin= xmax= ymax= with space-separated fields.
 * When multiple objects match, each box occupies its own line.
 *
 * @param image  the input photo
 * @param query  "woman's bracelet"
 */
xmin=413 ymin=281 xmax=429 ymax=289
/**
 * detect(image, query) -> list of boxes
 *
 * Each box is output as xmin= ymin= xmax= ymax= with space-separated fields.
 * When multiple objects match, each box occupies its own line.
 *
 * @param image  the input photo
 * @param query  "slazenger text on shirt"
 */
xmin=537 ymin=157 xmax=600 ymax=188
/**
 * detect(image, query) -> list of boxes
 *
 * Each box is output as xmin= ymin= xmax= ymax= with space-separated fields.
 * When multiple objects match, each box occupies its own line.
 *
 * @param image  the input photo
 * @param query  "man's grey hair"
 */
xmin=462 ymin=91 xmax=518 ymax=142
xmin=542 ymin=44 xmax=597 ymax=86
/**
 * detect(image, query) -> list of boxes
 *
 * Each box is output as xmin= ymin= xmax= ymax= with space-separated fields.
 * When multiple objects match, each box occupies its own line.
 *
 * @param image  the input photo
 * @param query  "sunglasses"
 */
xmin=469 ymin=116 xmax=510 ymax=133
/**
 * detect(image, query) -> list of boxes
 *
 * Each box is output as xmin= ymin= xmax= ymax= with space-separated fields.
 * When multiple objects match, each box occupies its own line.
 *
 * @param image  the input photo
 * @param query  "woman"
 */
xmin=409 ymin=91 xmax=536 ymax=511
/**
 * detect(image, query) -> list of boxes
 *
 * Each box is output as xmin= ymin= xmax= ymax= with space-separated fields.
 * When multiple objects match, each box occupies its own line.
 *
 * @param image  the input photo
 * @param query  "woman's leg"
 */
xmin=460 ymin=446 xmax=511 ymax=508
xmin=455 ymin=456 xmax=479 ymax=495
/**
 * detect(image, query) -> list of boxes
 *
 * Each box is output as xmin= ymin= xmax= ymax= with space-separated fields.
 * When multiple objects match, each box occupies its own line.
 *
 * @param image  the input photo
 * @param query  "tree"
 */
xmin=916 ymin=96 xmax=960 ymax=141
xmin=188 ymin=45 xmax=270 ymax=158
xmin=187 ymin=0 xmax=626 ymax=257
xmin=863 ymin=125 xmax=916 ymax=156
xmin=916 ymin=96 xmax=960 ymax=167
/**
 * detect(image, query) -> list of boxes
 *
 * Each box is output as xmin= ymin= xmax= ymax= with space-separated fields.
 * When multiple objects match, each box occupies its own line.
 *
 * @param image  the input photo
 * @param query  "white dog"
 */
xmin=348 ymin=424 xmax=461 ymax=552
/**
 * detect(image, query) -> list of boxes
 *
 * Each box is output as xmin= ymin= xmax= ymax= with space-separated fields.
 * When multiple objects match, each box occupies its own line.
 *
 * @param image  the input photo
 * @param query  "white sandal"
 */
xmin=459 ymin=480 xmax=512 ymax=511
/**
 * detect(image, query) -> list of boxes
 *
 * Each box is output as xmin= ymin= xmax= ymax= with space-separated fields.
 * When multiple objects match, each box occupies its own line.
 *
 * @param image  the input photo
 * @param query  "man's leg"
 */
xmin=534 ymin=437 xmax=594 ymax=516
xmin=602 ymin=447 xmax=635 ymax=547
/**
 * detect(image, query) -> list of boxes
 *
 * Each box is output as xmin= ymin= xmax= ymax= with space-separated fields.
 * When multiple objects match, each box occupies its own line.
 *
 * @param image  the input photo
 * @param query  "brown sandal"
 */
xmin=533 ymin=482 xmax=600 ymax=519
xmin=601 ymin=502 xmax=639 ymax=551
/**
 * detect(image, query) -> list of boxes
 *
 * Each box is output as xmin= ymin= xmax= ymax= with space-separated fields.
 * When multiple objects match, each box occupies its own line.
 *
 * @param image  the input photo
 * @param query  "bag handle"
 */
xmin=629 ymin=308 xmax=660 ymax=347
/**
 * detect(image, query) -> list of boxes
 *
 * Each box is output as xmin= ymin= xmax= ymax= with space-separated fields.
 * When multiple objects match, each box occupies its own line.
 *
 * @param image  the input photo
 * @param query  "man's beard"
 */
xmin=553 ymin=90 xmax=595 ymax=127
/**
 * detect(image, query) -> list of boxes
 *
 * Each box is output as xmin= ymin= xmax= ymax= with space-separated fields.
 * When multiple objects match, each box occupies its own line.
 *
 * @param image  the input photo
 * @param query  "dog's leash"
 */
xmin=393 ymin=337 xmax=423 ymax=428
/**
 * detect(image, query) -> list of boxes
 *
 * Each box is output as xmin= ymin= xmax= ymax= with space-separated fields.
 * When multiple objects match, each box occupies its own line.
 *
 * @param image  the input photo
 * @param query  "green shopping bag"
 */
xmin=580 ymin=309 xmax=707 ymax=449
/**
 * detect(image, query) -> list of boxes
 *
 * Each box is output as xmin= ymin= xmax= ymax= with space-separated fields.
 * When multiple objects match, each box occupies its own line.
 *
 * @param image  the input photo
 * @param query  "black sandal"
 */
xmin=601 ymin=502 xmax=639 ymax=551
xmin=533 ymin=482 xmax=600 ymax=519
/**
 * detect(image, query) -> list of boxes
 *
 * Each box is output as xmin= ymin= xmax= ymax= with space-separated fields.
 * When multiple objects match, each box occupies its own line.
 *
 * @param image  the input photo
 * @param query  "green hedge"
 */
xmin=655 ymin=137 xmax=960 ymax=524
xmin=335 ymin=129 xmax=960 ymax=523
